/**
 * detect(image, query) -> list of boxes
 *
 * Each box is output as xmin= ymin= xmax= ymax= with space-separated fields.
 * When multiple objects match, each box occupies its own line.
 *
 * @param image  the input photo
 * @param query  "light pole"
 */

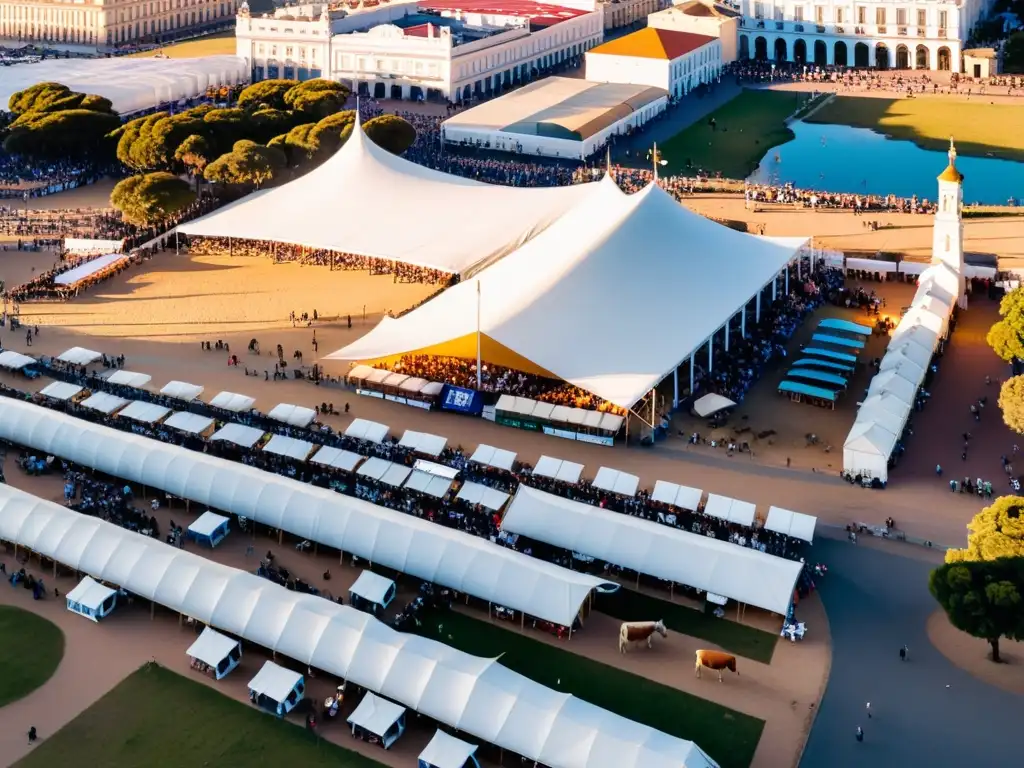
xmin=646 ymin=143 xmax=668 ymax=183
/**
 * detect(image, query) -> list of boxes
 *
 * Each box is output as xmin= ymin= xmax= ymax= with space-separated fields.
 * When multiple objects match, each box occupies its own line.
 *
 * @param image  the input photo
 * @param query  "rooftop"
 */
xmin=672 ymin=0 xmax=741 ymax=18
xmin=421 ymin=0 xmax=590 ymax=27
xmin=588 ymin=27 xmax=717 ymax=60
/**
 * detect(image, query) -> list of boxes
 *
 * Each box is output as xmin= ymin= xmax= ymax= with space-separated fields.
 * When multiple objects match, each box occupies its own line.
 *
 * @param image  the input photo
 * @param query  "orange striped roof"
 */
xmin=588 ymin=28 xmax=717 ymax=61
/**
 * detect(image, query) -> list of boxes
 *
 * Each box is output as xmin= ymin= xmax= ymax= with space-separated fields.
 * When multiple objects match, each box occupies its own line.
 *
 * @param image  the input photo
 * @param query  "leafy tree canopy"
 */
xmin=8 ymin=82 xmax=114 ymax=117
xmin=998 ymin=376 xmax=1024 ymax=435
xmin=110 ymin=172 xmax=195 ymax=226
xmin=1006 ymin=31 xmax=1024 ymax=74
xmin=987 ymin=287 xmax=1024 ymax=363
xmin=237 ymin=79 xmax=299 ymax=111
xmin=284 ymin=79 xmax=350 ymax=120
xmin=3 ymin=108 xmax=120 ymax=160
xmin=203 ymin=140 xmax=286 ymax=190
xmin=363 ymin=114 xmax=417 ymax=156
xmin=946 ymin=496 xmax=1024 ymax=564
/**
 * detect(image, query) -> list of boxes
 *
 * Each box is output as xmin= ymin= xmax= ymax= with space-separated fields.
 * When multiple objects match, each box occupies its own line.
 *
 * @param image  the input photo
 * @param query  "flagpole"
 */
xmin=476 ymin=279 xmax=482 ymax=390
xmin=652 ymin=142 xmax=659 ymax=183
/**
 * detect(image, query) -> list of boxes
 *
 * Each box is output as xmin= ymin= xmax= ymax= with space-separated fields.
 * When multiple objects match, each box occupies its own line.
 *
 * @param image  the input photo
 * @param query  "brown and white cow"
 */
xmin=695 ymin=650 xmax=739 ymax=682
xmin=618 ymin=620 xmax=667 ymax=653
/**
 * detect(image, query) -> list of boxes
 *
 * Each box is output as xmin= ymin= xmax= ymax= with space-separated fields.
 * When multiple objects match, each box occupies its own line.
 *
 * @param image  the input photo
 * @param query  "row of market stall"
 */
xmin=778 ymin=318 xmax=869 ymax=409
xmin=493 ymin=395 xmax=625 ymax=446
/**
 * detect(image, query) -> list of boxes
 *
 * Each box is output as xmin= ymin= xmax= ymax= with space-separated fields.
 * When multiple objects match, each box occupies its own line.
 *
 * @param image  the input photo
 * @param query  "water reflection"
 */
xmin=747 ymin=122 xmax=1024 ymax=205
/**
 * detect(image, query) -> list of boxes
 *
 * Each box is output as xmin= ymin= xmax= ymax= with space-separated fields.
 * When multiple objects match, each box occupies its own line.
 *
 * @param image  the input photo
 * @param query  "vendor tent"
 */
xmin=38 ymin=382 xmax=83 ymax=401
xmin=326 ymin=178 xmax=804 ymax=409
xmin=349 ymin=570 xmax=397 ymax=613
xmin=268 ymin=403 xmax=316 ymax=428
xmin=692 ymin=394 xmax=736 ymax=418
xmin=160 ymin=380 xmax=204 ymax=401
xmin=419 ymin=730 xmax=480 ymax=768
xmin=177 ymin=115 xmax=599 ymax=275
xmin=532 ymin=456 xmax=585 ymax=485
xmin=764 ymin=507 xmax=817 ymax=542
xmin=248 ymin=661 xmax=305 ymax=717
xmin=118 ymin=401 xmax=172 ymax=424
xmin=65 ymin=575 xmax=117 ymax=622
xmin=456 ymin=482 xmax=511 ymax=511
xmin=345 ymin=418 xmax=390 ymax=444
xmin=187 ymin=511 xmax=230 ymax=548
xmin=650 ymin=481 xmax=703 ymax=511
xmin=209 ymin=391 xmax=256 ymax=412
xmin=703 ymin=495 xmax=757 ymax=527
xmin=264 ymin=434 xmax=315 ymax=461
xmin=106 ymin=370 xmax=152 ymax=388
xmin=57 ymin=347 xmax=102 ymax=365
xmin=210 ymin=423 xmax=265 ymax=448
xmin=164 ymin=412 xmax=215 ymax=435
xmin=398 ymin=430 xmax=448 ymax=457
xmin=348 ymin=691 xmax=407 ymax=749
xmin=310 ymin=446 xmax=365 ymax=472
xmin=591 ymin=467 xmax=640 ymax=497
xmin=186 ymin=626 xmax=242 ymax=680
xmin=0 ymin=350 xmax=35 ymax=370
xmin=843 ymin=421 xmax=899 ymax=482
xmin=404 ymin=470 xmax=455 ymax=498
xmin=80 ymin=392 xmax=129 ymax=414
xmin=469 ymin=444 xmax=517 ymax=471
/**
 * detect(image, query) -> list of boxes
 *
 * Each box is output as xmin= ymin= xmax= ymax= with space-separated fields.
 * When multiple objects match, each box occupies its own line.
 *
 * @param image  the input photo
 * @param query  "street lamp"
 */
xmin=647 ymin=143 xmax=668 ymax=182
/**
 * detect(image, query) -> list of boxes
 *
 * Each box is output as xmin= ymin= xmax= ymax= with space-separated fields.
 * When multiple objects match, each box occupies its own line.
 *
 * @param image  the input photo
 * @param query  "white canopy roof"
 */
xmin=399 ymin=430 xmax=448 ymax=457
xmin=469 ymin=444 xmax=517 ymax=472
xmin=39 ymin=382 xmax=83 ymax=401
xmin=310 ymin=446 xmax=365 ymax=472
xmin=268 ymin=403 xmax=317 ymax=428
xmin=345 ymin=418 xmax=390 ymax=444
xmin=650 ymin=481 xmax=703 ymax=511
xmin=856 ymin=404 xmax=907 ymax=438
xmin=404 ymin=470 xmax=454 ymax=498
xmin=0 ymin=484 xmax=713 ymax=768
xmin=118 ymin=401 xmax=172 ymax=424
xmin=866 ymin=369 xmax=918 ymax=405
xmin=80 ymin=392 xmax=129 ymax=414
xmin=420 ymin=730 xmax=479 ymax=768
xmin=328 ymin=179 xmax=803 ymax=408
xmin=591 ymin=468 xmax=640 ymax=497
xmin=702 ymin=495 xmax=757 ymax=527
xmin=503 ymin=486 xmax=801 ymax=614
xmin=106 ymin=370 xmax=152 ymax=388
xmin=844 ymin=420 xmax=899 ymax=458
xmin=264 ymin=434 xmax=315 ymax=461
xmin=58 ymin=347 xmax=102 ymax=365
xmin=209 ymin=391 xmax=256 ymax=412
xmin=456 ymin=482 xmax=511 ymax=511
xmin=248 ymin=661 xmax=303 ymax=703
xmin=884 ymin=337 xmax=933 ymax=369
xmin=692 ymin=394 xmax=736 ymax=418
xmin=348 ymin=691 xmax=407 ymax=736
xmin=187 ymin=626 xmax=240 ymax=667
xmin=764 ymin=507 xmax=817 ymax=543
xmin=188 ymin=511 xmax=230 ymax=537
xmin=210 ymin=423 xmax=265 ymax=448
xmin=356 ymin=456 xmax=393 ymax=481
xmin=178 ymin=116 xmax=598 ymax=275
xmin=350 ymin=570 xmax=396 ymax=606
xmin=533 ymin=456 xmax=585 ymax=485
xmin=160 ymin=380 xmax=204 ymax=402
xmin=66 ymin=575 xmax=116 ymax=611
xmin=164 ymin=412 xmax=215 ymax=435
xmin=381 ymin=464 xmax=413 ymax=488
xmin=0 ymin=350 xmax=35 ymax=370
xmin=878 ymin=351 xmax=926 ymax=385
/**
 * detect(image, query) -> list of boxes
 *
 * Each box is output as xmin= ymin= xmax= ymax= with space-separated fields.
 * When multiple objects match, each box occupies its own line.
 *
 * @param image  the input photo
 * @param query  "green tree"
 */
xmin=7 ymin=82 xmax=113 ymax=117
xmin=998 ymin=377 xmax=1024 ymax=435
xmin=237 ymin=79 xmax=299 ymax=111
xmin=174 ymin=134 xmax=212 ymax=192
xmin=203 ymin=140 xmax=286 ymax=190
xmin=3 ymin=108 xmax=121 ymax=160
xmin=308 ymin=110 xmax=355 ymax=155
xmin=248 ymin=108 xmax=298 ymax=144
xmin=947 ymin=496 xmax=1024 ymax=564
xmin=987 ymin=287 xmax=1024 ymax=363
xmin=110 ymin=172 xmax=196 ymax=226
xmin=929 ymin=559 xmax=1024 ymax=662
xmin=363 ymin=114 xmax=417 ymax=155
xmin=1006 ymin=32 xmax=1024 ymax=74
xmin=283 ymin=79 xmax=350 ymax=120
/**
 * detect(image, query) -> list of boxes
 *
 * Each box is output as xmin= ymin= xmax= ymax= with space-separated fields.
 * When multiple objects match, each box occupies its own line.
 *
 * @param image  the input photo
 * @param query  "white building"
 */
xmin=441 ymin=75 xmax=668 ymax=158
xmin=586 ymin=26 xmax=723 ymax=99
xmin=556 ymin=0 xmax=673 ymax=29
xmin=235 ymin=0 xmax=605 ymax=102
xmin=648 ymin=0 xmax=741 ymax=63
xmin=735 ymin=0 xmax=997 ymax=71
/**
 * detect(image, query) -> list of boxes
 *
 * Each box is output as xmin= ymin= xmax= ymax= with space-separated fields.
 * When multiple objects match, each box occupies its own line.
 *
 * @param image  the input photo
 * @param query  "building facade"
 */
xmin=235 ymin=0 xmax=605 ymax=102
xmin=0 ymin=0 xmax=236 ymax=47
xmin=647 ymin=0 xmax=741 ymax=63
xmin=556 ymin=0 xmax=671 ymax=29
xmin=736 ymin=0 xmax=996 ymax=71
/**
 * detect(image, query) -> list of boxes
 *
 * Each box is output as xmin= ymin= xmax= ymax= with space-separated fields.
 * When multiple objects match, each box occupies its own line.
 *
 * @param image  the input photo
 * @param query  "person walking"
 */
xmin=865 ymin=702 xmax=872 ymax=719
xmin=899 ymin=644 xmax=909 ymax=661
xmin=935 ymin=464 xmax=942 ymax=476
xmin=855 ymin=725 xmax=864 ymax=742
xmin=27 ymin=726 xmax=37 ymax=744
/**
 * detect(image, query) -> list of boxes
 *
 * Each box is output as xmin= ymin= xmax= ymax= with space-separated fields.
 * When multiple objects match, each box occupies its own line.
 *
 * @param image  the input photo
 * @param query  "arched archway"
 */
xmin=875 ymin=43 xmax=889 ymax=70
xmin=895 ymin=45 xmax=909 ymax=69
xmin=834 ymin=41 xmax=848 ymax=66
xmin=937 ymin=46 xmax=951 ymax=70
xmin=793 ymin=39 xmax=807 ymax=64
xmin=814 ymin=40 xmax=827 ymax=66
xmin=739 ymin=34 xmax=750 ymax=60
xmin=373 ymin=82 xmax=385 ymax=99
xmin=774 ymin=38 xmax=788 ymax=62
xmin=854 ymin=42 xmax=870 ymax=67
xmin=916 ymin=45 xmax=930 ymax=69
xmin=754 ymin=36 xmax=768 ymax=61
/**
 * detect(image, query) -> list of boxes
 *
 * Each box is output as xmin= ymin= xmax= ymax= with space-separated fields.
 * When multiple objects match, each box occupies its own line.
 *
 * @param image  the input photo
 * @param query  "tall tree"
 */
xmin=3 ymin=109 xmax=120 ymax=160
xmin=946 ymin=496 xmax=1024 ymax=564
xmin=237 ymin=79 xmax=299 ymax=111
xmin=363 ymin=114 xmax=417 ymax=155
xmin=203 ymin=140 xmax=286 ymax=190
xmin=284 ymin=79 xmax=350 ymax=120
xmin=998 ymin=377 xmax=1024 ymax=435
xmin=174 ymin=134 xmax=212 ymax=192
xmin=110 ymin=172 xmax=195 ymax=227
xmin=987 ymin=287 xmax=1024 ymax=363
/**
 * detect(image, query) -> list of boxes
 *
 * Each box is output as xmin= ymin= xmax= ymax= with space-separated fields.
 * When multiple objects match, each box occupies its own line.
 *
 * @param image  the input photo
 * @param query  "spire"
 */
xmin=937 ymin=135 xmax=964 ymax=183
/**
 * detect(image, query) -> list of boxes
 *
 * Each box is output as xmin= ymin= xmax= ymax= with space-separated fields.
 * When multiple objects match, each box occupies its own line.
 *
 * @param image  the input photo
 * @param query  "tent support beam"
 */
xmin=673 ymin=368 xmax=679 ymax=408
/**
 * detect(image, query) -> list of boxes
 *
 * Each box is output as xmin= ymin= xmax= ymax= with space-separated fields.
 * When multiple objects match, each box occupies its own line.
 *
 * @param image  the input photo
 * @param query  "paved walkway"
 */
xmin=800 ymin=536 xmax=1022 ymax=767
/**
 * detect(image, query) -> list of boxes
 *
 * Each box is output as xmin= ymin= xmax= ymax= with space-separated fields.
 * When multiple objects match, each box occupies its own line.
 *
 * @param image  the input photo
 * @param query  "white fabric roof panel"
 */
xmin=591 ymin=468 xmax=640 ymax=497
xmin=764 ymin=507 xmax=817 ymax=543
xmin=264 ymin=435 xmax=315 ymax=461
xmin=380 ymin=464 xmax=413 ymax=488
xmin=267 ymin=403 xmax=317 ymax=428
xmin=0 ymin=350 xmax=35 ymax=369
xmin=80 ymin=392 xmax=129 ymax=415
xmin=106 ymin=370 xmax=152 ymax=388
xmin=164 ymin=411 xmax=215 ymax=435
xmin=188 ymin=511 xmax=230 ymax=538
xmin=456 ymin=482 xmax=511 ymax=512
xmin=38 ymin=382 xmax=83 ymax=401
xmin=348 ymin=691 xmax=407 ymax=736
xmin=405 ymin=470 xmax=454 ymax=498
xmin=692 ymin=394 xmax=736 ymax=418
xmin=66 ymin=575 xmax=116 ymax=611
xmin=310 ymin=446 xmax=365 ymax=472
xmin=469 ymin=444 xmax=517 ymax=472
xmin=533 ymin=456 xmax=584 ymax=485
xmin=357 ymin=457 xmax=393 ymax=481
xmin=650 ymin=481 xmax=703 ymax=511
xmin=248 ymin=661 xmax=303 ymax=702
xmin=328 ymin=179 xmax=804 ymax=408
xmin=843 ymin=420 xmax=900 ymax=458
xmin=503 ymin=486 xmax=800 ymax=614
xmin=209 ymin=391 xmax=256 ymax=412
xmin=345 ymin=418 xmax=390 ymax=444
xmin=420 ymin=730 xmax=479 ymax=768
xmin=187 ymin=626 xmax=240 ymax=667
xmin=399 ymin=430 xmax=448 ymax=457
xmin=702 ymin=495 xmax=756 ymax=527
xmin=0 ymin=398 xmax=615 ymax=629
xmin=210 ymin=423 xmax=265 ymax=448
xmin=178 ymin=119 xmax=599 ymax=275
xmin=58 ymin=346 xmax=102 ymax=365
xmin=118 ymin=401 xmax=173 ymax=424
xmin=350 ymin=570 xmax=397 ymax=606
xmin=160 ymin=380 xmax=204 ymax=402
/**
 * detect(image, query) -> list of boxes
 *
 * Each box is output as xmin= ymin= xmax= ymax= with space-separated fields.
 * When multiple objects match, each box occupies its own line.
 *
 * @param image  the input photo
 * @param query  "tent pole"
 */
xmin=175 ymin=230 xmax=179 ymax=255
xmin=278 ymin=529 xmax=283 ymax=545
xmin=475 ymin=280 xmax=482 ymax=390
xmin=673 ymin=368 xmax=679 ymax=408
xmin=229 ymin=237 xmax=233 ymax=257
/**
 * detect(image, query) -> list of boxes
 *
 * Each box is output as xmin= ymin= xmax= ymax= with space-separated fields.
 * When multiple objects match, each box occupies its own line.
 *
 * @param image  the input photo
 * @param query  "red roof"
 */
xmin=403 ymin=22 xmax=434 ymax=36
xmin=589 ymin=28 xmax=717 ymax=60
xmin=420 ymin=0 xmax=590 ymax=27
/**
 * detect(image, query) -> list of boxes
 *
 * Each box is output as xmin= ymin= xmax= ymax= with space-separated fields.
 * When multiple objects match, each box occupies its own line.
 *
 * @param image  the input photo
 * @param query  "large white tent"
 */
xmin=327 ymin=178 xmax=804 ymax=408
xmin=0 ymin=484 xmax=717 ymax=768
xmin=0 ymin=398 xmax=614 ymax=628
xmin=502 ymin=486 xmax=802 ymax=614
xmin=178 ymin=115 xmax=598 ymax=275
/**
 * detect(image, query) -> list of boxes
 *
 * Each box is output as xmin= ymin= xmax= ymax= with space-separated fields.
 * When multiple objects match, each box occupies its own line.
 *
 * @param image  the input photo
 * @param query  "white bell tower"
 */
xmin=932 ymin=137 xmax=965 ymax=276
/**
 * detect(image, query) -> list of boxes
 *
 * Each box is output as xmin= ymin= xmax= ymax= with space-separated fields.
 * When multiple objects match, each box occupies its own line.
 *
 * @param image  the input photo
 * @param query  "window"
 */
xmin=875 ymin=7 xmax=885 ymax=24
xmin=857 ymin=5 xmax=866 ymax=24
xmin=917 ymin=9 xmax=926 ymax=27
xmin=835 ymin=8 xmax=843 ymax=23
xmin=938 ymin=10 xmax=947 ymax=28
xmin=774 ymin=6 xmax=783 ymax=21
xmin=815 ymin=5 xmax=823 ymax=23
xmin=896 ymin=8 xmax=906 ymax=25
xmin=754 ymin=1 xmax=764 ymax=19
xmin=794 ymin=6 xmax=804 ymax=21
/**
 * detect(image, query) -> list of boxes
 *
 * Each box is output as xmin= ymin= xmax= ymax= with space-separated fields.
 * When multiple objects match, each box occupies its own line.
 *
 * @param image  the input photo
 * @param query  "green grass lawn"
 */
xmin=0 ymin=606 xmax=65 ymax=708
xmin=805 ymin=96 xmax=1024 ymax=162
xmin=15 ymin=663 xmax=385 ymax=768
xmin=419 ymin=610 xmax=763 ymax=768
xmin=596 ymin=587 xmax=778 ymax=664
xmin=659 ymin=89 xmax=811 ymax=179
xmin=128 ymin=31 xmax=235 ymax=59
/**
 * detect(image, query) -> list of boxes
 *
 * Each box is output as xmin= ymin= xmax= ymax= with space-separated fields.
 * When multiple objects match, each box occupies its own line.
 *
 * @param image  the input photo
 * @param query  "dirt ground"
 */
xmin=926 ymin=610 xmax=1024 ymax=696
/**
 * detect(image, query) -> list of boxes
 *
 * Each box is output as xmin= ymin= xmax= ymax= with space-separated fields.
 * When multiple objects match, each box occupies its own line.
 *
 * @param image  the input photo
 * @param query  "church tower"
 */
xmin=932 ymin=137 xmax=965 ymax=279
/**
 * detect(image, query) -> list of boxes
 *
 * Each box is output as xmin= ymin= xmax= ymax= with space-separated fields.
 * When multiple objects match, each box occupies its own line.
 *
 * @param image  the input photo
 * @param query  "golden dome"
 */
xmin=938 ymin=137 xmax=964 ymax=183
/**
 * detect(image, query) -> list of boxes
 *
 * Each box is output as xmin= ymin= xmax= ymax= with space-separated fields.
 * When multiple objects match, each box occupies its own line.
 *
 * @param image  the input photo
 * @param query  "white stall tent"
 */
xmin=38 ymin=382 xmax=83 ymax=401
xmin=350 ymin=570 xmax=397 ymax=610
xmin=399 ymin=430 xmax=448 ymax=457
xmin=210 ymin=423 xmax=265 ymax=448
xmin=118 ymin=401 xmax=172 ymax=424
xmin=419 ymin=730 xmax=479 ymax=768
xmin=209 ymin=391 xmax=256 ymax=412
xmin=106 ymin=370 xmax=152 ymax=388
xmin=469 ymin=444 xmax=517 ymax=472
xmin=186 ymin=626 xmax=242 ymax=680
xmin=532 ymin=456 xmax=585 ymax=485
xmin=764 ymin=507 xmax=817 ymax=542
xmin=188 ymin=511 xmax=230 ymax=544
xmin=345 ymin=418 xmax=390 ymax=444
xmin=264 ymin=435 xmax=315 ymax=461
xmin=0 ymin=398 xmax=616 ymax=629
xmin=878 ymin=353 xmax=926 ymax=386
xmin=164 ymin=412 xmax=215 ymax=435
xmin=248 ymin=661 xmax=305 ymax=715
xmin=866 ymin=369 xmax=918 ymax=405
xmin=885 ymin=337 xmax=934 ymax=370
xmin=858 ymin=393 xmax=910 ymax=421
xmin=842 ymin=421 xmax=898 ymax=482
xmin=692 ymin=394 xmax=736 ymax=418
xmin=54 ymin=253 xmax=127 ymax=285
xmin=591 ymin=467 xmax=640 ymax=497
xmin=404 ymin=471 xmax=454 ymax=498
xmin=0 ymin=350 xmax=35 ymax=370
xmin=456 ymin=482 xmax=510 ymax=511
xmin=65 ymin=576 xmax=117 ymax=622
xmin=80 ymin=392 xmax=129 ymax=415
xmin=650 ymin=481 xmax=703 ymax=511
xmin=380 ymin=464 xmax=413 ymax=488
xmin=856 ymin=404 xmax=906 ymax=439
xmin=702 ymin=495 xmax=757 ymax=527
xmin=503 ymin=486 xmax=801 ymax=614
xmin=268 ymin=403 xmax=317 ymax=428
xmin=160 ymin=381 xmax=204 ymax=402
xmin=310 ymin=446 xmax=365 ymax=472
xmin=348 ymin=691 xmax=407 ymax=748
xmin=0 ymin=485 xmax=716 ymax=768
xmin=58 ymin=347 xmax=102 ymax=365
xmin=356 ymin=457 xmax=393 ymax=481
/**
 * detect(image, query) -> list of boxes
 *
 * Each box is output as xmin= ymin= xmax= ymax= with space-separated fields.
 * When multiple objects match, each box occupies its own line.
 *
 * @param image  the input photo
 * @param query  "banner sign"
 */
xmin=575 ymin=432 xmax=614 ymax=447
xmin=542 ymin=426 xmax=577 ymax=441
xmin=440 ymin=384 xmax=483 ymax=415
xmin=356 ymin=388 xmax=384 ymax=400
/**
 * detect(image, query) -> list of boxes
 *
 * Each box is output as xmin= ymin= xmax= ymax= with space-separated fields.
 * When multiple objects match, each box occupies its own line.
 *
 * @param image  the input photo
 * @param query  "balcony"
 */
xmin=775 ymin=20 xmax=784 ymax=29
xmin=855 ymin=26 xmax=865 ymax=34
xmin=794 ymin=23 xmax=804 ymax=32
xmin=877 ymin=25 xmax=886 ymax=33
xmin=756 ymin=19 xmax=765 ymax=28
xmin=816 ymin=24 xmax=825 ymax=32
xmin=898 ymin=25 xmax=907 ymax=35
xmin=938 ymin=28 xmax=947 ymax=38
xmin=835 ymin=25 xmax=844 ymax=33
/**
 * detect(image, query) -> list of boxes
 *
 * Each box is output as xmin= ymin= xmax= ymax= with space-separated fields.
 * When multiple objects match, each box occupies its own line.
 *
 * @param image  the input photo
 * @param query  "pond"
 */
xmin=747 ymin=121 xmax=1024 ymax=205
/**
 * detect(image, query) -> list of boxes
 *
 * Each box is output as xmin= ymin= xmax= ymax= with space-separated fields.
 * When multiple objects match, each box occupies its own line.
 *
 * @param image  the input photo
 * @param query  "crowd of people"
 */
xmin=0 ymin=154 xmax=116 ymax=201
xmin=4 ymin=250 xmax=141 ymax=302
xmin=745 ymin=183 xmax=936 ymax=214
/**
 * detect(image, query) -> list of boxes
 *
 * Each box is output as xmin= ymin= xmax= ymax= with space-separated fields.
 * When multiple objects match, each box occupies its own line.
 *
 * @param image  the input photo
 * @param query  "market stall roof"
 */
xmin=80 ymin=392 xmax=129 ymax=415
xmin=380 ymin=464 xmax=413 ymax=488
xmin=350 ymin=570 xmax=397 ymax=606
xmin=503 ymin=486 xmax=800 ymax=614
xmin=469 ymin=444 xmax=517 ymax=472
xmin=117 ymin=401 xmax=172 ymax=424
xmin=66 ymin=575 xmax=116 ymax=611
xmin=843 ymin=420 xmax=899 ymax=458
xmin=399 ymin=430 xmax=448 ymax=457
xmin=702 ymin=495 xmax=757 ymax=527
xmin=209 ymin=391 xmax=256 ymax=412
xmin=160 ymin=380 xmax=204 ymax=402
xmin=106 ymin=370 xmax=152 ymax=388
xmin=38 ymin=382 xmax=83 ymax=401
xmin=0 ymin=398 xmax=617 ymax=629
xmin=590 ymin=467 xmax=640 ymax=497
xmin=345 ymin=418 xmax=390 ymax=444
xmin=692 ymin=393 xmax=736 ymax=418
xmin=348 ymin=691 xmax=407 ymax=737
xmin=188 ymin=511 xmax=230 ymax=538
xmin=764 ymin=507 xmax=817 ymax=543
xmin=268 ymin=403 xmax=317 ymax=428
xmin=0 ymin=483 xmax=714 ymax=768
xmin=177 ymin=115 xmax=600 ymax=276
xmin=532 ymin=456 xmax=584 ymax=485
xmin=248 ymin=661 xmax=303 ymax=702
xmin=187 ymin=626 xmax=240 ymax=667
xmin=58 ymin=347 xmax=102 ymax=365
xmin=164 ymin=412 xmax=215 ymax=435
xmin=0 ymin=350 xmax=35 ymax=370
xmin=420 ymin=730 xmax=479 ymax=768
xmin=356 ymin=457 xmax=393 ymax=481
xmin=210 ymin=423 xmax=265 ymax=448
xmin=264 ymin=435 xmax=315 ymax=461
xmin=456 ymin=482 xmax=511 ymax=511
xmin=310 ymin=446 xmax=365 ymax=472
xmin=404 ymin=470 xmax=454 ymax=498
xmin=327 ymin=179 xmax=804 ymax=409
xmin=650 ymin=481 xmax=703 ymax=511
